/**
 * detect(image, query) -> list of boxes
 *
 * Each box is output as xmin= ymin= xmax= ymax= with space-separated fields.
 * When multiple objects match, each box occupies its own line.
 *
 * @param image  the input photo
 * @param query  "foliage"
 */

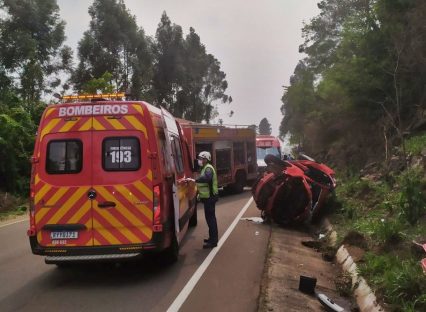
xmin=397 ymin=168 xmax=426 ymax=225
xmin=152 ymin=13 xmax=231 ymax=122
xmin=0 ymin=0 xmax=72 ymax=107
xmin=280 ymin=0 xmax=426 ymax=169
xmin=332 ymin=168 xmax=426 ymax=311
xmin=405 ymin=133 xmax=426 ymax=156
xmin=258 ymin=118 xmax=272 ymax=135
xmin=72 ymin=0 xmax=152 ymax=100
xmin=81 ymin=72 xmax=115 ymax=95
xmin=358 ymin=253 xmax=426 ymax=311
xmin=0 ymin=108 xmax=35 ymax=193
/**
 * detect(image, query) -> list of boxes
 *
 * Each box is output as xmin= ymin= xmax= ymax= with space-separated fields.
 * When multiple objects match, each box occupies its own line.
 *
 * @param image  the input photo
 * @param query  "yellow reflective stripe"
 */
xmin=124 ymin=116 xmax=147 ymax=138
xmin=79 ymin=118 xmax=92 ymax=131
xmin=46 ymin=187 xmax=88 ymax=224
xmin=44 ymin=107 xmax=55 ymax=118
xmin=35 ymin=174 xmax=40 ymax=184
xmin=35 ymin=208 xmax=50 ymax=223
xmin=104 ymin=117 xmax=126 ymax=130
xmin=93 ymin=219 xmax=120 ymax=245
xmin=147 ymin=170 xmax=152 ymax=181
xmin=35 ymin=184 xmax=52 ymax=205
xmin=58 ymin=117 xmax=81 ymax=132
xmin=45 ymin=187 xmax=69 ymax=206
xmin=133 ymin=104 xmax=144 ymax=116
xmin=95 ymin=187 xmax=148 ymax=241
xmin=133 ymin=181 xmax=153 ymax=200
xmin=92 ymin=118 xmax=105 ymax=130
xmin=68 ymin=200 xmax=91 ymax=224
xmin=115 ymin=185 xmax=152 ymax=222
xmin=40 ymin=118 xmax=61 ymax=139
xmin=93 ymin=238 xmax=100 ymax=246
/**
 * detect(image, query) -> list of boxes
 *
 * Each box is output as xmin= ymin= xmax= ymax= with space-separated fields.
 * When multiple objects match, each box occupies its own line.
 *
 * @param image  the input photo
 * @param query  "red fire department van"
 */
xmin=180 ymin=122 xmax=257 ymax=193
xmin=27 ymin=94 xmax=197 ymax=264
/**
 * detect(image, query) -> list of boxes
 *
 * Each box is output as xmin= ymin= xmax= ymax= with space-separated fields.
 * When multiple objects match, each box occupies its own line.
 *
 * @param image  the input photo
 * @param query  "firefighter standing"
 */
xmin=196 ymin=151 xmax=219 ymax=249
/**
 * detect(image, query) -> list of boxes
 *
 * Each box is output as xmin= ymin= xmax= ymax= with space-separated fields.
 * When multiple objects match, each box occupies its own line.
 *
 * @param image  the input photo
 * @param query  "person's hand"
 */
xmin=185 ymin=178 xmax=195 ymax=183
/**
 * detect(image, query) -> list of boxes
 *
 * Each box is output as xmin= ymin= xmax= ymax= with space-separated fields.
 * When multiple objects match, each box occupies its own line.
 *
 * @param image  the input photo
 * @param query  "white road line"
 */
xmin=167 ymin=196 xmax=254 ymax=312
xmin=0 ymin=218 xmax=28 ymax=229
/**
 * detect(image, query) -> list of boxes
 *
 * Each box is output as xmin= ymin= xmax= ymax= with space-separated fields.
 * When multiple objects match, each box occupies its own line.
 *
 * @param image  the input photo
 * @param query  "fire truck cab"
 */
xmin=256 ymin=135 xmax=282 ymax=175
xmin=27 ymin=94 xmax=197 ymax=264
xmin=180 ymin=122 xmax=257 ymax=193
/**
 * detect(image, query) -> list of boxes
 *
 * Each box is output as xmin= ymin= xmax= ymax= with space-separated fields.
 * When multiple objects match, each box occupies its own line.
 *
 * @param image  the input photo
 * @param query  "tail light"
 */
xmin=153 ymin=185 xmax=163 ymax=232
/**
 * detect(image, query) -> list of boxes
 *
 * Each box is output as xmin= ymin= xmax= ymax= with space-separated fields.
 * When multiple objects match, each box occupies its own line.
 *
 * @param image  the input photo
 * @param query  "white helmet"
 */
xmin=198 ymin=151 xmax=211 ymax=161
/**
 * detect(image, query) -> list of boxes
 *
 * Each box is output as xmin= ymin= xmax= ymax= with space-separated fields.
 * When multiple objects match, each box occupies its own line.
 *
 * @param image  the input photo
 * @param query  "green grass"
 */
xmin=405 ymin=133 xmax=426 ymax=156
xmin=0 ymin=205 xmax=27 ymax=221
xmin=330 ymin=167 xmax=426 ymax=311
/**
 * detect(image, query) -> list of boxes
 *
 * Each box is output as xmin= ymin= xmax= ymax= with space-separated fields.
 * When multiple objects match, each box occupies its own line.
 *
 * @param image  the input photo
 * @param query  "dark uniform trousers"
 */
xmin=203 ymin=197 xmax=218 ymax=244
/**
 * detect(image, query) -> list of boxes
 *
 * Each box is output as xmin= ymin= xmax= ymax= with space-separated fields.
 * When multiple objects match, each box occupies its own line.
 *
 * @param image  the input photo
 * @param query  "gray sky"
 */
xmin=57 ymin=0 xmax=319 ymax=136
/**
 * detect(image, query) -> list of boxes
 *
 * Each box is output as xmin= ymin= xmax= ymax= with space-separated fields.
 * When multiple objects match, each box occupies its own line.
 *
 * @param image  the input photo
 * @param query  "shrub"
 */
xmin=398 ymin=169 xmax=426 ymax=225
xmin=405 ymin=133 xmax=426 ymax=156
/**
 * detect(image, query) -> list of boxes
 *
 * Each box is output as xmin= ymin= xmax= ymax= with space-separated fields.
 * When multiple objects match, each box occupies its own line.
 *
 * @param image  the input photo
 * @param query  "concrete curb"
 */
xmin=322 ymin=219 xmax=385 ymax=312
xmin=336 ymin=245 xmax=384 ymax=312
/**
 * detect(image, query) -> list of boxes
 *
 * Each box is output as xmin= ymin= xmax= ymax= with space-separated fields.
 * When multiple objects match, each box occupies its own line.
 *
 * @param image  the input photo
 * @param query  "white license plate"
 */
xmin=50 ymin=231 xmax=78 ymax=239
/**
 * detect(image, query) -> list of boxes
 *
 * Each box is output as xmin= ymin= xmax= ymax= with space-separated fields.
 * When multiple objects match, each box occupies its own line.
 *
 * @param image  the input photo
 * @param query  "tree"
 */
xmin=72 ymin=0 xmax=152 ymax=99
xmin=259 ymin=118 xmax=272 ymax=135
xmin=0 ymin=0 xmax=72 ymax=111
xmin=152 ymin=12 xmax=185 ymax=110
xmin=152 ymin=14 xmax=231 ymax=123
xmin=280 ymin=0 xmax=426 ymax=169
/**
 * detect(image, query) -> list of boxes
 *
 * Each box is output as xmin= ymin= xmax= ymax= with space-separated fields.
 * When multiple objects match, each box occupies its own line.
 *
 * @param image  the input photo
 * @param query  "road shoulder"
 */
xmin=259 ymin=224 xmax=353 ymax=312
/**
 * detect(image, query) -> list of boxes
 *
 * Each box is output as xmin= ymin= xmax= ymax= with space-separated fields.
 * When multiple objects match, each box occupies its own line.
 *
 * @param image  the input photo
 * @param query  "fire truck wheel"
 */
xmin=232 ymin=171 xmax=246 ymax=194
xmin=189 ymin=202 xmax=198 ymax=227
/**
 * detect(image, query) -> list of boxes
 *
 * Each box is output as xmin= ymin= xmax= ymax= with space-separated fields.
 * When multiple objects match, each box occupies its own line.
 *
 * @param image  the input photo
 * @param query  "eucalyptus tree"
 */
xmin=72 ymin=0 xmax=152 ymax=99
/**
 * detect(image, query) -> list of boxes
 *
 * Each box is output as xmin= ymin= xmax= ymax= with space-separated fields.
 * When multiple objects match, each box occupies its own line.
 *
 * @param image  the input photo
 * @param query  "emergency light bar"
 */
xmin=62 ymin=93 xmax=125 ymax=100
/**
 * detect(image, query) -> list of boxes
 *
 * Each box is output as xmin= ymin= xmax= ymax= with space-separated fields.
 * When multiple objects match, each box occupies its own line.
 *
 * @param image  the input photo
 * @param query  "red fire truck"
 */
xmin=180 ymin=122 xmax=257 ymax=193
xmin=256 ymin=135 xmax=282 ymax=175
xmin=27 ymin=94 xmax=197 ymax=265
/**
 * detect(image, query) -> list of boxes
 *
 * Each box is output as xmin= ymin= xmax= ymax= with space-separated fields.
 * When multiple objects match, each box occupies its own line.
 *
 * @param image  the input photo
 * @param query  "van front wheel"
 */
xmin=189 ymin=202 xmax=198 ymax=227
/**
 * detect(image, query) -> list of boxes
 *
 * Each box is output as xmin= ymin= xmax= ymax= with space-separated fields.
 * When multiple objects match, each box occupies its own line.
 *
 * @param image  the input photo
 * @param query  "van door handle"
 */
xmin=98 ymin=201 xmax=116 ymax=208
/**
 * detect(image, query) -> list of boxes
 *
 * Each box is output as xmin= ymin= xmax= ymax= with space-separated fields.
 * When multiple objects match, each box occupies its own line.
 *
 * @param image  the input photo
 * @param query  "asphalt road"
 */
xmin=0 ymin=190 xmax=270 ymax=312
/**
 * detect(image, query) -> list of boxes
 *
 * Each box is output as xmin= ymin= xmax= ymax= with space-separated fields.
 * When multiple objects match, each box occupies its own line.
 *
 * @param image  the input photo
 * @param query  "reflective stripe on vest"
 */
xmin=197 ymin=163 xmax=218 ymax=199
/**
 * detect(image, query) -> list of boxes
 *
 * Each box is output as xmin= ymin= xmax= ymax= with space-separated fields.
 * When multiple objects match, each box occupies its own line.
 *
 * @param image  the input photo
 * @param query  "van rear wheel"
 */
xmin=161 ymin=233 xmax=179 ymax=264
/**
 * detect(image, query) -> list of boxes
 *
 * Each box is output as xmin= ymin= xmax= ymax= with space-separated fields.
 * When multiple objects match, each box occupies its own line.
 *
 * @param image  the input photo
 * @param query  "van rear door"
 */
xmin=35 ymin=105 xmax=94 ymax=247
xmin=91 ymin=103 xmax=153 ymax=246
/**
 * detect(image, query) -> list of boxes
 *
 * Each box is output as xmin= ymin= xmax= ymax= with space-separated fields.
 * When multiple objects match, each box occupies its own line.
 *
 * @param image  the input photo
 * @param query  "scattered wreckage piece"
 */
xmin=252 ymin=154 xmax=336 ymax=225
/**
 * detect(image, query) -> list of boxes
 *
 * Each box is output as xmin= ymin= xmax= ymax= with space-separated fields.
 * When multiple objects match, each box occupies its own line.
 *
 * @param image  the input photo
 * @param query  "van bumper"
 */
xmin=29 ymin=231 xmax=168 ymax=261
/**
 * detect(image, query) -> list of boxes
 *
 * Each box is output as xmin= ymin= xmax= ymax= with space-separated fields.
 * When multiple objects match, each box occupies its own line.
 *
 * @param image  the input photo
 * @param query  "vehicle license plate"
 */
xmin=50 ymin=231 xmax=78 ymax=239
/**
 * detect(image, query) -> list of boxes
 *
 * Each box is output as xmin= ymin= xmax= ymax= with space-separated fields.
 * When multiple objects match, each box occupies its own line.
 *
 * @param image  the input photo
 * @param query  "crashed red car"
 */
xmin=252 ymin=154 xmax=336 ymax=224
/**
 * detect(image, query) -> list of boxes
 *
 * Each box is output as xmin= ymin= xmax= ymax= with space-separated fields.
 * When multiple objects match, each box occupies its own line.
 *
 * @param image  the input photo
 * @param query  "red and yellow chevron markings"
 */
xmin=92 ymin=181 xmax=153 ymax=246
xmin=34 ymin=176 xmax=153 ymax=248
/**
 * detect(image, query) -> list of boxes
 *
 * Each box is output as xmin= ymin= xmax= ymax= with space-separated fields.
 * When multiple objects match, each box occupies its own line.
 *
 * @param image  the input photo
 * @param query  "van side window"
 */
xmin=170 ymin=135 xmax=184 ymax=174
xmin=46 ymin=140 xmax=82 ymax=174
xmin=103 ymin=137 xmax=140 ymax=171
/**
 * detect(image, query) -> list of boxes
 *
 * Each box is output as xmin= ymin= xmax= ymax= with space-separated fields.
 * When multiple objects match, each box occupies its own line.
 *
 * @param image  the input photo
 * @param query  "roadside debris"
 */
xmin=299 ymin=275 xmax=345 ymax=312
xmin=240 ymin=217 xmax=264 ymax=224
xmin=252 ymin=154 xmax=336 ymax=225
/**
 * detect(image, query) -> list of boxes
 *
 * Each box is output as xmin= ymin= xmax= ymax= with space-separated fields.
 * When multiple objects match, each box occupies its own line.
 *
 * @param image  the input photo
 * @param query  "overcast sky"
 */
xmin=57 ymin=0 xmax=320 ymax=136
